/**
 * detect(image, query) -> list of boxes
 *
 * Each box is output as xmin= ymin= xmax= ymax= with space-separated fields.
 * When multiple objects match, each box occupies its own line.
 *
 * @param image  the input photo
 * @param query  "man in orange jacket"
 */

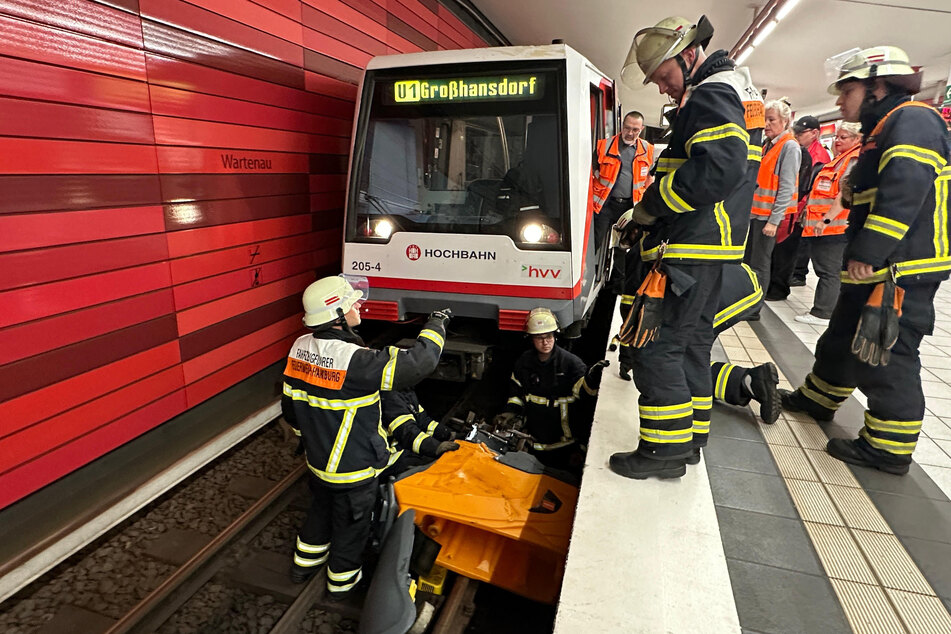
xmin=592 ymin=111 xmax=655 ymax=291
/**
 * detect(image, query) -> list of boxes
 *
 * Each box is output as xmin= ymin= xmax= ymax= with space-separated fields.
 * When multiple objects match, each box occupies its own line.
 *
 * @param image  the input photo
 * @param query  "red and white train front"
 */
xmin=342 ymin=45 xmax=615 ymax=333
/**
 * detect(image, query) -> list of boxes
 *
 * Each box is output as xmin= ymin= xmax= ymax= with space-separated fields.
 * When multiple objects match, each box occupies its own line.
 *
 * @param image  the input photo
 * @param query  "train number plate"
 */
xmin=351 ymin=260 xmax=382 ymax=273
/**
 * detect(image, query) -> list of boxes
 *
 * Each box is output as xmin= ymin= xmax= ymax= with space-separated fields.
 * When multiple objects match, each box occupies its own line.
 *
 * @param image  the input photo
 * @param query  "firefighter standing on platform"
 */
xmin=497 ymin=308 xmax=607 ymax=473
xmin=608 ymin=15 xmax=764 ymax=479
xmin=281 ymin=274 xmax=450 ymax=594
xmin=780 ymin=46 xmax=951 ymax=475
xmin=592 ymin=111 xmax=656 ymax=291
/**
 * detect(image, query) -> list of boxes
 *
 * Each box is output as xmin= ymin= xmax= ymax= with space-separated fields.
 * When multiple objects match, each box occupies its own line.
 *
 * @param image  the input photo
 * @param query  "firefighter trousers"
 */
xmin=794 ymin=281 xmax=940 ymax=466
xmin=711 ymin=361 xmax=752 ymax=407
xmin=293 ymin=478 xmax=378 ymax=593
xmin=628 ymin=263 xmax=722 ymax=459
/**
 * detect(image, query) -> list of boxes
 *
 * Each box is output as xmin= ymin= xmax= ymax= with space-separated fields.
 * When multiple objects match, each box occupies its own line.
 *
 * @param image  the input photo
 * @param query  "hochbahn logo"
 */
xmin=405 ymin=245 xmax=496 ymax=261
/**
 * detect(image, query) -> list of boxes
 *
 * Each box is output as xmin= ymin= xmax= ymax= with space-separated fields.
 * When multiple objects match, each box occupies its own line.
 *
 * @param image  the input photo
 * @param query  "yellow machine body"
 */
xmin=393 ymin=442 xmax=578 ymax=604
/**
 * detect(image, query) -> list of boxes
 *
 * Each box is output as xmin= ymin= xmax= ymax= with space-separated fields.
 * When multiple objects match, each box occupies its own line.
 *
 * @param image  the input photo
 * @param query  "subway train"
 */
xmin=342 ymin=44 xmax=618 ymax=336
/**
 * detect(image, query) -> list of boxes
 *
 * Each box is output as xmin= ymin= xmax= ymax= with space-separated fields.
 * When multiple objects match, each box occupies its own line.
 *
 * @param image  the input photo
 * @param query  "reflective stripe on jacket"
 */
xmin=381 ymin=389 xmax=450 ymax=457
xmin=843 ymin=100 xmax=951 ymax=285
xmin=752 ymin=130 xmax=799 ymax=219
xmin=592 ymin=135 xmax=655 ymax=213
xmin=801 ymin=144 xmax=860 ymax=237
xmin=637 ymin=50 xmax=764 ymax=264
xmin=281 ymin=321 xmax=445 ymax=488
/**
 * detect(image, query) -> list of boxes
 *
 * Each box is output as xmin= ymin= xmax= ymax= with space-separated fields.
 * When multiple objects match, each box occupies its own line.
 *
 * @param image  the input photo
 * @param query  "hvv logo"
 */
xmin=521 ymin=264 xmax=562 ymax=279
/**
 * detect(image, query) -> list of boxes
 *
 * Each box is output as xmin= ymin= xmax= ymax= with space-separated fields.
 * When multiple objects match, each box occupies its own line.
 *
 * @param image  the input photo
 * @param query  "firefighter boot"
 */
xmin=748 ymin=363 xmax=781 ymax=425
xmin=826 ymin=437 xmax=910 ymax=475
xmin=779 ymin=389 xmax=834 ymax=423
xmin=290 ymin=566 xmax=318 ymax=584
xmin=609 ymin=451 xmax=687 ymax=480
xmin=619 ymin=364 xmax=632 ymax=381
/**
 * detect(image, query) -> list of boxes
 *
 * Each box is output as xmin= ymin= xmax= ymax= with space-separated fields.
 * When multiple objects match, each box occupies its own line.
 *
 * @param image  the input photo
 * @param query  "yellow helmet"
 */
xmin=622 ymin=15 xmax=714 ymax=86
xmin=525 ymin=307 xmax=559 ymax=335
xmin=302 ymin=275 xmax=365 ymax=328
xmin=826 ymin=46 xmax=920 ymax=95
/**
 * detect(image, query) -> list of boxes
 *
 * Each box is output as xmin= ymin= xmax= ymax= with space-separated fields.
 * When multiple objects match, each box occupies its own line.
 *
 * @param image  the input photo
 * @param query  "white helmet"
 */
xmin=525 ymin=307 xmax=558 ymax=335
xmin=826 ymin=46 xmax=921 ymax=95
xmin=622 ymin=15 xmax=714 ymax=86
xmin=302 ymin=275 xmax=366 ymax=328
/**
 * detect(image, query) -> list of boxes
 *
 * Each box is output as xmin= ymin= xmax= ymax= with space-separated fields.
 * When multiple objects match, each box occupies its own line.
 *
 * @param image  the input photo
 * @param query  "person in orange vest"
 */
xmin=744 ymin=99 xmax=801 ymax=302
xmin=592 ymin=111 xmax=655 ymax=291
xmin=794 ymin=122 xmax=862 ymax=325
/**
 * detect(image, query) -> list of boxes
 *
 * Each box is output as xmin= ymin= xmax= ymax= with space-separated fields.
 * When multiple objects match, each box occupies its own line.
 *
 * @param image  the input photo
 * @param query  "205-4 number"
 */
xmin=351 ymin=261 xmax=381 ymax=272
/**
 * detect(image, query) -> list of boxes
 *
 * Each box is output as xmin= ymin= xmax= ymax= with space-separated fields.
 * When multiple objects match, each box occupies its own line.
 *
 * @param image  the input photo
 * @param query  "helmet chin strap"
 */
xmin=676 ymin=47 xmax=700 ymax=88
xmin=335 ymin=306 xmax=358 ymax=337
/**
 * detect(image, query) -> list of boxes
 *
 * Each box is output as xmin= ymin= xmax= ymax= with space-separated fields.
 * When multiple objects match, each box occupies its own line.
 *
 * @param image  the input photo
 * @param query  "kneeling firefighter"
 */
xmin=497 ymin=308 xmax=608 ymax=472
xmin=281 ymin=274 xmax=450 ymax=594
xmin=608 ymin=15 xmax=764 ymax=480
xmin=781 ymin=46 xmax=951 ymax=475
xmin=381 ymin=387 xmax=459 ymax=466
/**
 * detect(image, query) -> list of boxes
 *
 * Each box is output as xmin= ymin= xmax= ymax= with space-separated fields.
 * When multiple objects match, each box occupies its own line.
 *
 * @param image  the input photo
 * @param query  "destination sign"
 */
xmin=390 ymin=75 xmax=543 ymax=104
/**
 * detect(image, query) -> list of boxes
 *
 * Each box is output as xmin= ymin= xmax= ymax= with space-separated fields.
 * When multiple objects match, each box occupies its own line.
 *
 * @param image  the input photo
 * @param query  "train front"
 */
xmin=343 ymin=50 xmax=596 ymax=334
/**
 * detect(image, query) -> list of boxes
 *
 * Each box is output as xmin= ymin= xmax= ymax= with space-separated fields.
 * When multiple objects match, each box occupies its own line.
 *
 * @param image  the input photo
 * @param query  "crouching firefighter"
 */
xmin=496 ymin=308 xmax=608 ymax=473
xmin=607 ymin=14 xmax=764 ymax=480
xmin=281 ymin=274 xmax=450 ymax=594
xmin=382 ymin=387 xmax=459 ymax=468
xmin=780 ymin=46 xmax=951 ymax=475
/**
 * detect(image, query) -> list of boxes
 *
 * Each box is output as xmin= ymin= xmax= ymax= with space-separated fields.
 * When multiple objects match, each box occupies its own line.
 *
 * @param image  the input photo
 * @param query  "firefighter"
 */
xmin=496 ymin=308 xmax=607 ymax=472
xmin=282 ymin=274 xmax=450 ymax=593
xmin=381 ymin=388 xmax=458 ymax=464
xmin=780 ymin=46 xmax=951 ymax=475
xmin=608 ymin=15 xmax=764 ymax=479
xmin=592 ymin=111 xmax=656 ymax=291
xmin=616 ymin=256 xmax=781 ymax=439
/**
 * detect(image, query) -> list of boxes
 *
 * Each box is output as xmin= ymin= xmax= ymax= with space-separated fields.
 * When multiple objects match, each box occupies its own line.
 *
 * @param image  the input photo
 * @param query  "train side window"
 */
xmin=602 ymin=84 xmax=615 ymax=139
xmin=589 ymin=85 xmax=603 ymax=149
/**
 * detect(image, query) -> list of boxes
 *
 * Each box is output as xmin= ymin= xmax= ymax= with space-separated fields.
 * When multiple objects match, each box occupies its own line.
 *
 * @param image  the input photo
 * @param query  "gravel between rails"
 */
xmin=0 ymin=422 xmax=346 ymax=633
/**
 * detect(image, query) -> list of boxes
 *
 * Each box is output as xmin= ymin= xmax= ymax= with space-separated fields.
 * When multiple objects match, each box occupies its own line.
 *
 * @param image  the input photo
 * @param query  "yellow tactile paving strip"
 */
xmin=720 ymin=322 xmax=951 ymax=634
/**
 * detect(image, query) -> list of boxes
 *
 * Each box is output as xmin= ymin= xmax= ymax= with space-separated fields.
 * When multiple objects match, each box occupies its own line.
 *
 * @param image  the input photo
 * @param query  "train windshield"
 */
xmin=348 ymin=63 xmax=566 ymax=248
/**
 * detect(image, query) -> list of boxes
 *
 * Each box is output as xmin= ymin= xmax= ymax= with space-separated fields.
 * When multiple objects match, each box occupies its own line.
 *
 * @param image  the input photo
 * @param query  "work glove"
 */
xmin=630 ymin=202 xmax=657 ymax=227
xmin=428 ymin=307 xmax=452 ymax=326
xmin=618 ymin=267 xmax=666 ymax=348
xmin=434 ymin=441 xmax=460 ymax=457
xmin=431 ymin=425 xmax=453 ymax=441
xmin=493 ymin=412 xmax=518 ymax=429
xmin=851 ymin=275 xmax=903 ymax=366
xmin=586 ymin=359 xmax=610 ymax=384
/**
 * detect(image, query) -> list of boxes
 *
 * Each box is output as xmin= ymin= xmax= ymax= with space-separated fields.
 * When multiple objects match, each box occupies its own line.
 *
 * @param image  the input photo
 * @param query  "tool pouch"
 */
xmin=618 ymin=265 xmax=667 ymax=348
xmin=851 ymin=268 xmax=904 ymax=366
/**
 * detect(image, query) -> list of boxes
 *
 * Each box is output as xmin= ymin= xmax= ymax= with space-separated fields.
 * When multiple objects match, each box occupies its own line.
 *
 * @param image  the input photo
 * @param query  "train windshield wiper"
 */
xmin=362 ymin=192 xmax=423 ymax=215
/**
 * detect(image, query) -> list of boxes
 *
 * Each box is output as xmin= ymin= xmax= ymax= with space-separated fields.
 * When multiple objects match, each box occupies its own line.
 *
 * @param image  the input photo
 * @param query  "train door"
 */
xmin=590 ymin=82 xmax=609 ymax=285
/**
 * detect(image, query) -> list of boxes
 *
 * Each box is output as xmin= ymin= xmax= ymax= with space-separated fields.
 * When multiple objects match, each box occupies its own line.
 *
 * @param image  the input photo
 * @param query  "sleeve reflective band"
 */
xmin=412 ymin=432 xmax=427 ymax=454
xmin=387 ymin=413 xmax=414 ymax=433
xmin=507 ymin=396 xmax=524 ymax=407
xmin=879 ymin=144 xmax=947 ymax=175
xmin=684 ymin=122 xmax=749 ymax=157
xmin=864 ymin=214 xmax=910 ymax=240
xmin=380 ymin=346 xmax=399 ymax=390
xmin=418 ymin=328 xmax=445 ymax=349
xmin=659 ymin=170 xmax=694 ymax=214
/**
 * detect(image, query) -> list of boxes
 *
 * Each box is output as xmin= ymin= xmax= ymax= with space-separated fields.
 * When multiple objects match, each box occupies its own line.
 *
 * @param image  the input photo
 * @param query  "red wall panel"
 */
xmin=0 ymin=0 xmax=496 ymax=508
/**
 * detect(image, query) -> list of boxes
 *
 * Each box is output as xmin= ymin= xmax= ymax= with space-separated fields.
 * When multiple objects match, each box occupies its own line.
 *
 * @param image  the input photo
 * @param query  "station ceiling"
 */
xmin=472 ymin=0 xmax=951 ymax=126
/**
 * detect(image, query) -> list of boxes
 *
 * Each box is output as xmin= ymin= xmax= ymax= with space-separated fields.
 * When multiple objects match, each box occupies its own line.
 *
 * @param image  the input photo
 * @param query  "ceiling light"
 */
xmin=735 ymin=47 xmax=754 ymax=66
xmin=752 ymin=20 xmax=778 ymax=48
xmin=775 ymin=0 xmax=802 ymax=22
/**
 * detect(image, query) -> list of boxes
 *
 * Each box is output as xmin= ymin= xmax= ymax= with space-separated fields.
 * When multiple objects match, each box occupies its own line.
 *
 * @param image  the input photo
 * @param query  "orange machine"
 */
xmin=392 ymin=441 xmax=578 ymax=604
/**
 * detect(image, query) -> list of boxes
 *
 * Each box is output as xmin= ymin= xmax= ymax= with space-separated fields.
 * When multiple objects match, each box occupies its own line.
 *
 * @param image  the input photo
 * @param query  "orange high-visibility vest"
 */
xmin=591 ymin=136 xmax=655 ymax=213
xmin=751 ymin=130 xmax=798 ymax=219
xmin=801 ymin=144 xmax=860 ymax=237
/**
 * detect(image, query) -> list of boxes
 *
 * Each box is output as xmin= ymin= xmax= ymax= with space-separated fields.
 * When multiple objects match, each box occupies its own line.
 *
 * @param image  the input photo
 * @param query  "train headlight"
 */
xmin=373 ymin=219 xmax=394 ymax=239
xmin=520 ymin=222 xmax=559 ymax=244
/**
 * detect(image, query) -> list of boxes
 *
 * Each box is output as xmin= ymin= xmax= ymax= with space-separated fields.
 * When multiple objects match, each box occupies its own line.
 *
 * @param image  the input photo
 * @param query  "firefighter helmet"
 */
xmin=525 ymin=307 xmax=558 ymax=335
xmin=622 ymin=15 xmax=714 ymax=86
xmin=302 ymin=275 xmax=366 ymax=328
xmin=826 ymin=46 xmax=920 ymax=95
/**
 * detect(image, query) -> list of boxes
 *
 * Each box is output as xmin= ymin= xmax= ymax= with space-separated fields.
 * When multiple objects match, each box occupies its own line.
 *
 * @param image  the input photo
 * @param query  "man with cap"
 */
xmin=607 ymin=15 xmax=764 ymax=479
xmin=282 ymin=274 xmax=450 ymax=594
xmin=795 ymin=115 xmax=832 ymax=167
xmin=780 ymin=46 xmax=951 ymax=475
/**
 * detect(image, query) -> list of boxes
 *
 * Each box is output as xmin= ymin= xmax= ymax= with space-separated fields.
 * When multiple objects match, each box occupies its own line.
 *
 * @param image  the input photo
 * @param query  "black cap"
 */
xmin=793 ymin=115 xmax=820 ymax=134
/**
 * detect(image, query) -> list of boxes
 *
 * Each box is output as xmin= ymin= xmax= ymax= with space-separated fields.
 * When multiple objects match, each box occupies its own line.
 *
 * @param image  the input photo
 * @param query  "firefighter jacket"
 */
xmin=801 ymin=144 xmax=860 ymax=237
xmin=752 ymin=130 xmax=800 ymax=223
xmin=381 ymin=389 xmax=452 ymax=458
xmin=843 ymin=97 xmax=951 ymax=285
xmin=281 ymin=320 xmax=445 ymax=488
xmin=713 ymin=263 xmax=762 ymax=334
xmin=504 ymin=345 xmax=595 ymax=451
xmin=638 ymin=50 xmax=765 ymax=264
xmin=592 ymin=136 xmax=655 ymax=213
